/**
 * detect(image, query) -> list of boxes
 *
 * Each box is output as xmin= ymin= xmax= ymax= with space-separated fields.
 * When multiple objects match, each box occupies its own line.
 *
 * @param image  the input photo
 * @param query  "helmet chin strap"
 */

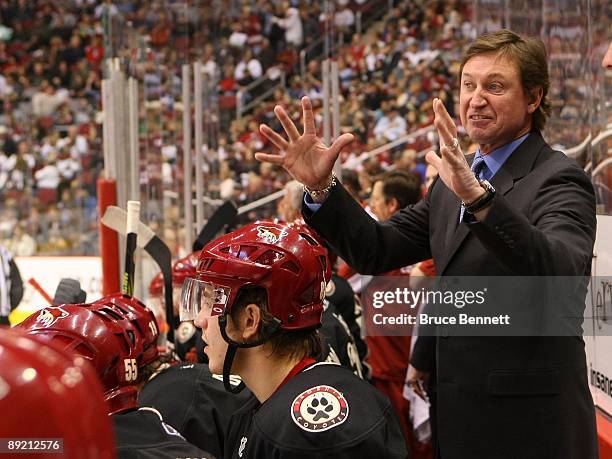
xmin=218 ymin=313 xmax=281 ymax=394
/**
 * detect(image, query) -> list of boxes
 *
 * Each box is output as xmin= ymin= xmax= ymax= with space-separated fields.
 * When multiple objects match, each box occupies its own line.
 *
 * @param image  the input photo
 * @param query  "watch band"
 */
xmin=463 ymin=180 xmax=496 ymax=214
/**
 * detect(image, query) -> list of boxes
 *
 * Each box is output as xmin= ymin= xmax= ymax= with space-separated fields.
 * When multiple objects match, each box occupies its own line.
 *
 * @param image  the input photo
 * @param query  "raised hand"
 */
xmin=255 ymin=96 xmax=354 ymax=190
xmin=425 ymin=98 xmax=482 ymax=203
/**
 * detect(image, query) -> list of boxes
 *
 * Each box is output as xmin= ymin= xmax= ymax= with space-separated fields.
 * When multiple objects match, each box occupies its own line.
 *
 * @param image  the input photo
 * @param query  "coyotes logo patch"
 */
xmin=257 ymin=226 xmax=287 ymax=244
xmin=36 ymin=307 xmax=69 ymax=327
xmin=291 ymin=385 xmax=349 ymax=433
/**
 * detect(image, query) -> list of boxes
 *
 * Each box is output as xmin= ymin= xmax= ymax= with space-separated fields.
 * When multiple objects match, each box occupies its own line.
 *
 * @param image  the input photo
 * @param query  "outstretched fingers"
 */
xmin=254 ymin=152 xmax=285 ymax=165
xmin=433 ymin=98 xmax=464 ymax=168
xmin=301 ymin=96 xmax=316 ymax=135
xmin=433 ymin=99 xmax=456 ymax=148
xmin=259 ymin=124 xmax=288 ymax=151
xmin=274 ymin=105 xmax=300 ymax=141
xmin=329 ymin=133 xmax=355 ymax=157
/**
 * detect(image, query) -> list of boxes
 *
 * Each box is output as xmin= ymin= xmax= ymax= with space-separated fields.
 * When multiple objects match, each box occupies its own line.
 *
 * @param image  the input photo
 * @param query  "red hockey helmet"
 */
xmin=17 ymin=293 xmax=159 ymax=415
xmin=0 ymin=328 xmax=116 ymax=458
xmin=149 ymin=272 xmax=164 ymax=298
xmin=180 ymin=221 xmax=330 ymax=330
xmin=149 ymin=252 xmax=200 ymax=297
xmin=288 ymin=219 xmax=340 ymax=269
xmin=149 ymin=252 xmax=200 ymax=324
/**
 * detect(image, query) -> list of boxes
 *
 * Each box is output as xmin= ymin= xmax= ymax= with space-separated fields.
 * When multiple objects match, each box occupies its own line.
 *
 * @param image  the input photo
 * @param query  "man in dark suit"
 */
xmin=254 ymin=29 xmax=599 ymax=458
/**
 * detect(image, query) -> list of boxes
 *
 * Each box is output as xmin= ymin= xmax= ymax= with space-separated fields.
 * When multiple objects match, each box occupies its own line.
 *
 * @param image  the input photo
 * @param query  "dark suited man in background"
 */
xmin=255 ymin=29 xmax=598 ymax=459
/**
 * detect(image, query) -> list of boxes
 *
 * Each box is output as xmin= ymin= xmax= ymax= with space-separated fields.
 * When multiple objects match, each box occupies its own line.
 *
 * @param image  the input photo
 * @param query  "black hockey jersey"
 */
xmin=173 ymin=321 xmax=206 ymax=363
xmin=113 ymin=407 xmax=215 ymax=459
xmin=325 ymin=274 xmax=357 ymax=331
xmin=224 ymin=362 xmax=409 ymax=459
xmin=139 ymin=362 xmax=253 ymax=458
xmin=325 ymin=274 xmax=369 ymax=377
xmin=320 ymin=301 xmax=364 ymax=378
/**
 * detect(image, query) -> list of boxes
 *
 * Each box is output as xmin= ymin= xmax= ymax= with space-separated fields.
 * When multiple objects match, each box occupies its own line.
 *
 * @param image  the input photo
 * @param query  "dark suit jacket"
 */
xmin=304 ymin=132 xmax=598 ymax=459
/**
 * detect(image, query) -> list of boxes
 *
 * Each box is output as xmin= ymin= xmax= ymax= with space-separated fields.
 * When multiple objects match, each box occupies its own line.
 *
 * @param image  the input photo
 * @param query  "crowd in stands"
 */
xmin=0 ymin=0 xmax=104 ymax=255
xmin=0 ymin=0 xmax=484 ymax=257
xmin=203 ymin=0 xmax=475 ymax=232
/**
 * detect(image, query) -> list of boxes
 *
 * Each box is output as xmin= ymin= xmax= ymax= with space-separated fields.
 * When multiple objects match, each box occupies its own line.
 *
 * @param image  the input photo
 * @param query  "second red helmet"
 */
xmin=17 ymin=293 xmax=159 ymax=415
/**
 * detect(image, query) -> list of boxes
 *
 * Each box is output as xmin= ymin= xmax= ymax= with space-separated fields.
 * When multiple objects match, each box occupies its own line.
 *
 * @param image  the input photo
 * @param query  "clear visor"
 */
xmin=179 ymin=278 xmax=231 ymax=322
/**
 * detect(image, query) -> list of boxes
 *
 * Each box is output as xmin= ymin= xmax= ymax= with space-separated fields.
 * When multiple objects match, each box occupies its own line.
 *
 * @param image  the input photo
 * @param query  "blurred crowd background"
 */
xmin=0 ymin=0 xmax=609 ymax=257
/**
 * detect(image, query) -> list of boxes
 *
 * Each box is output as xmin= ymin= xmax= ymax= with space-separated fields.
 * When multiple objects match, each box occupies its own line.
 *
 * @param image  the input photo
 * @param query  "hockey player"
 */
xmin=180 ymin=221 xmax=408 ymax=458
xmin=148 ymin=257 xmax=254 ymax=458
xmin=140 ymin=224 xmax=360 ymax=457
xmin=17 ymin=294 xmax=215 ymax=459
xmin=149 ymin=221 xmax=363 ymax=378
xmin=0 ymin=328 xmax=116 ymax=459
xmin=139 ymin=361 xmax=252 ymax=457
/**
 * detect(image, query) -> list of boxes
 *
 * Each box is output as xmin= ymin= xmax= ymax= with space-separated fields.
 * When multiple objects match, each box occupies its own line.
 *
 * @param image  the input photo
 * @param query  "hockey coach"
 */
xmin=255 ymin=29 xmax=598 ymax=459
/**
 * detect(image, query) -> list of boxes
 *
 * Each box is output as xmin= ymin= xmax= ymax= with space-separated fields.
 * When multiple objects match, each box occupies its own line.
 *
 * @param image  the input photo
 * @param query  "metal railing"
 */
xmin=168 ymin=118 xmax=611 ymax=219
xmin=163 ymin=189 xmax=287 ymax=222
xmin=236 ymin=71 xmax=286 ymax=119
xmin=341 ymin=126 xmax=436 ymax=170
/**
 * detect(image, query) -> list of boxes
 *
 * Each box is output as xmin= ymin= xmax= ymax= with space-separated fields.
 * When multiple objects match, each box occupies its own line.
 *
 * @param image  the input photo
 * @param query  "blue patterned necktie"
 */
xmin=459 ymin=155 xmax=487 ymax=222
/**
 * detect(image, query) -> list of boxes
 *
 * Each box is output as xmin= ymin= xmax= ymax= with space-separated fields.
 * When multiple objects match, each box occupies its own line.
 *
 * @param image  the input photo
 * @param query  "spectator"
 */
xmin=334 ymin=4 xmax=355 ymax=41
xmin=0 ymin=125 xmax=16 ymax=156
xmin=373 ymin=105 xmax=408 ymax=142
xmin=228 ymin=23 xmax=249 ymax=48
xmin=395 ymin=148 xmax=427 ymax=182
xmin=34 ymin=156 xmax=60 ymax=201
xmin=61 ymin=34 xmax=85 ymax=67
xmin=0 ymin=0 xmax=471 ymax=257
xmin=235 ymin=49 xmax=263 ymax=81
xmin=272 ymin=5 xmax=303 ymax=47
xmin=5 ymin=223 xmax=36 ymax=256
xmin=32 ymin=81 xmax=70 ymax=118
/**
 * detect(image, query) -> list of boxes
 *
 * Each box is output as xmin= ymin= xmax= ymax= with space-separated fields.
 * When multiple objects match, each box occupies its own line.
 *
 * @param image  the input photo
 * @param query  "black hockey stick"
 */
xmin=101 ymin=206 xmax=176 ymax=342
xmin=122 ymin=201 xmax=140 ymax=296
xmin=192 ymin=200 xmax=238 ymax=251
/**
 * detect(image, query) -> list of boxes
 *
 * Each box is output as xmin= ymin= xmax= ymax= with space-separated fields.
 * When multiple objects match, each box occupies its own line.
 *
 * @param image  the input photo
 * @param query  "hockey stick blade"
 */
xmin=101 ymin=206 xmax=176 ymax=342
xmin=192 ymin=200 xmax=238 ymax=251
xmin=102 ymin=206 xmax=156 ymax=248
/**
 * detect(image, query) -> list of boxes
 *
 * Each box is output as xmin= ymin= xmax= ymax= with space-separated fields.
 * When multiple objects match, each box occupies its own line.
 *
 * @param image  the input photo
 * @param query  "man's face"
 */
xmin=369 ymin=181 xmax=395 ymax=222
xmin=194 ymin=310 xmax=228 ymax=375
xmin=460 ymin=52 xmax=537 ymax=154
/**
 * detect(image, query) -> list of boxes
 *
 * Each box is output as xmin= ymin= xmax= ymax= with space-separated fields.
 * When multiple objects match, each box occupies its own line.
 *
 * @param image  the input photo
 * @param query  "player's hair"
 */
xmin=230 ymin=286 xmax=323 ymax=361
xmin=375 ymin=170 xmax=422 ymax=209
xmin=460 ymin=29 xmax=550 ymax=132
